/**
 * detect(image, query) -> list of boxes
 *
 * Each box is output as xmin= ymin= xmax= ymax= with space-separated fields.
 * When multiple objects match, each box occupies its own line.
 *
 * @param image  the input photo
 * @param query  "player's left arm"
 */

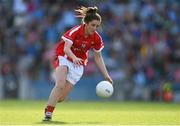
xmin=93 ymin=51 xmax=113 ymax=84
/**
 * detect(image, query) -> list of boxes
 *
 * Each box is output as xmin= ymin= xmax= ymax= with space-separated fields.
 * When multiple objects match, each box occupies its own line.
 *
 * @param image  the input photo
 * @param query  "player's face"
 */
xmin=85 ymin=20 xmax=101 ymax=35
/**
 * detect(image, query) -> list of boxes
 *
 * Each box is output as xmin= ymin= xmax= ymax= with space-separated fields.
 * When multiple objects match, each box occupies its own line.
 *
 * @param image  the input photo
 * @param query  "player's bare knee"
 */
xmin=55 ymin=79 xmax=66 ymax=88
xmin=54 ymin=82 xmax=65 ymax=90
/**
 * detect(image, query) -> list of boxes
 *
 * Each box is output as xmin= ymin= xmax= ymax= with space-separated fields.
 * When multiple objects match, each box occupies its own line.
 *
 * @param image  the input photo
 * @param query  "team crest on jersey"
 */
xmin=81 ymin=43 xmax=86 ymax=48
xmin=81 ymin=41 xmax=87 ymax=48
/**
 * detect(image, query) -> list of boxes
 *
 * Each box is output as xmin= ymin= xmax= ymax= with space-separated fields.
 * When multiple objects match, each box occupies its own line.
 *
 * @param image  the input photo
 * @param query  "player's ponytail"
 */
xmin=86 ymin=6 xmax=98 ymax=14
xmin=75 ymin=6 xmax=101 ymax=24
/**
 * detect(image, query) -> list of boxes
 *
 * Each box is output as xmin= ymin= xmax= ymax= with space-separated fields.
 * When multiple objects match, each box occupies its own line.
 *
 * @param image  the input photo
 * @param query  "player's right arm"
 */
xmin=62 ymin=25 xmax=84 ymax=66
xmin=63 ymin=41 xmax=83 ymax=66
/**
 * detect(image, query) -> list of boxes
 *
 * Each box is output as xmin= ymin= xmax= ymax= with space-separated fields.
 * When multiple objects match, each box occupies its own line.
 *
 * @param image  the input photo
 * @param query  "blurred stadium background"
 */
xmin=0 ymin=0 xmax=179 ymax=102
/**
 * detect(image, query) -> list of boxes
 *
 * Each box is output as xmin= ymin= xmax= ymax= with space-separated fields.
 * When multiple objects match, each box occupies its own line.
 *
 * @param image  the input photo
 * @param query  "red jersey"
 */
xmin=55 ymin=24 xmax=104 ymax=66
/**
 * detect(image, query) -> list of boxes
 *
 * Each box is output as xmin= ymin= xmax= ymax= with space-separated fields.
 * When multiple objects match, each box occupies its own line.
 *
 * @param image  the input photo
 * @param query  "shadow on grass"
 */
xmin=36 ymin=120 xmax=104 ymax=125
xmin=36 ymin=121 xmax=67 ymax=125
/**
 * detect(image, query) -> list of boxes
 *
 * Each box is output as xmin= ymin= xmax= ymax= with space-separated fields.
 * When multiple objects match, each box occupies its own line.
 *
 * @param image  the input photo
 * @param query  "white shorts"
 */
xmin=57 ymin=56 xmax=84 ymax=85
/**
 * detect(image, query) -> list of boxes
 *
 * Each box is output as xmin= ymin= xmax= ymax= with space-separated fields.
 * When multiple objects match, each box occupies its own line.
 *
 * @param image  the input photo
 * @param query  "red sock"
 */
xmin=45 ymin=106 xmax=55 ymax=116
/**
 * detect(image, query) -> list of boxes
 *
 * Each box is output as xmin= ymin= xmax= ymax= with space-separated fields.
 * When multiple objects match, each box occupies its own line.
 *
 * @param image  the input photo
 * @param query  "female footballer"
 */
xmin=43 ymin=6 xmax=113 ymax=121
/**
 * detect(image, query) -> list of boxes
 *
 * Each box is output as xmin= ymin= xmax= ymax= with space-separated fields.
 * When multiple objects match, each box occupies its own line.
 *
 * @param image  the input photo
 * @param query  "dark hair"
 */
xmin=75 ymin=6 xmax=101 ymax=24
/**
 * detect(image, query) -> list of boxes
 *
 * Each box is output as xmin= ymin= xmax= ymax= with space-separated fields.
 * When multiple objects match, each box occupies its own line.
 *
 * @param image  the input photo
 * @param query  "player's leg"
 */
xmin=44 ymin=66 xmax=68 ymax=121
xmin=57 ymin=63 xmax=84 ymax=102
xmin=44 ymin=80 xmax=73 ymax=121
xmin=43 ymin=56 xmax=84 ymax=121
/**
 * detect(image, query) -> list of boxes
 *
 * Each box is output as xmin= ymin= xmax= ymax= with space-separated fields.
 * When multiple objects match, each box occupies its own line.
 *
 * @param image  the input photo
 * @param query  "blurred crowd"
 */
xmin=0 ymin=0 xmax=179 ymax=101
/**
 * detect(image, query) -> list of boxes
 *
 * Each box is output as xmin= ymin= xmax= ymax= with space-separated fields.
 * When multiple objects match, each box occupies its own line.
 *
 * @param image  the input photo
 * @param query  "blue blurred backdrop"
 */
xmin=0 ymin=0 xmax=179 ymax=102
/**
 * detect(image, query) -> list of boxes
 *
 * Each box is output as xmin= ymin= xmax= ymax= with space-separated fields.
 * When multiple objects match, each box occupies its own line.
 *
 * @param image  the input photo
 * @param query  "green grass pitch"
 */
xmin=0 ymin=100 xmax=180 ymax=126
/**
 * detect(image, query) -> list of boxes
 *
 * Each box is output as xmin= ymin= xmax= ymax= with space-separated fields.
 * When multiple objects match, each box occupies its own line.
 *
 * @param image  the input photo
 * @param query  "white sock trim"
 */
xmin=45 ymin=112 xmax=52 ymax=116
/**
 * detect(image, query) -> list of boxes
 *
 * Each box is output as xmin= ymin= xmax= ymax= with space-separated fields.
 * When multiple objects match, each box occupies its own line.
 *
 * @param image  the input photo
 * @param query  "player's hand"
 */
xmin=105 ymin=76 xmax=113 ymax=84
xmin=72 ymin=57 xmax=84 ymax=66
